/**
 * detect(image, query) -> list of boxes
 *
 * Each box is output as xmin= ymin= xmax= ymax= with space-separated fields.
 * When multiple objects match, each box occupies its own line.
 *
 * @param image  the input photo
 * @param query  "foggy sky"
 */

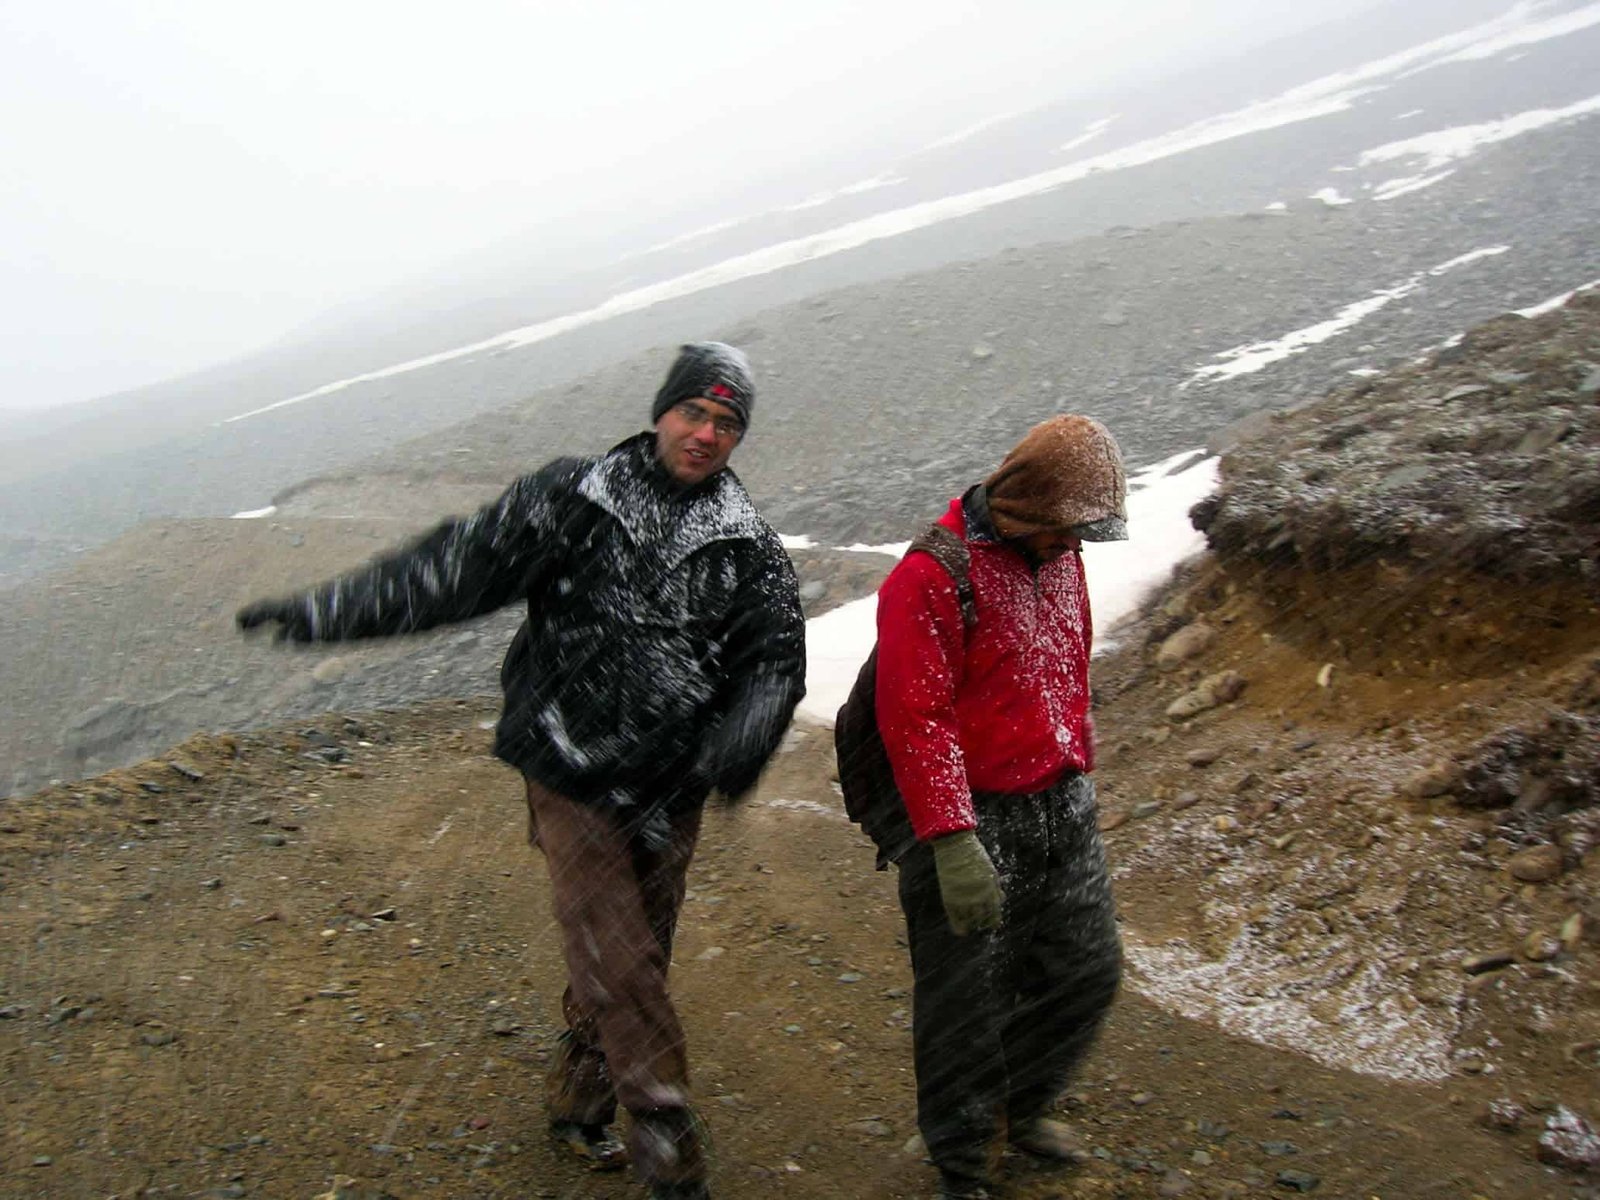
xmin=2 ymin=0 xmax=1370 ymax=413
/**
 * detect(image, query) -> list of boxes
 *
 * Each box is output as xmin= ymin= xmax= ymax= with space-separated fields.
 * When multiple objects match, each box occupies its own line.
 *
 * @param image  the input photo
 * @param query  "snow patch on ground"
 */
xmin=1056 ymin=116 xmax=1118 ymax=155
xmin=1359 ymin=93 xmax=1600 ymax=178
xmin=1184 ymin=246 xmax=1510 ymax=386
xmin=1515 ymin=276 xmax=1600 ymax=318
xmin=923 ymin=109 xmax=1032 ymax=152
xmin=1113 ymin=816 xmax=1461 ymax=1083
xmin=759 ymin=796 xmax=847 ymax=821
xmin=1402 ymin=1 xmax=1600 ymax=73
xmin=781 ymin=173 xmax=906 ymax=214
xmin=1371 ymin=169 xmax=1455 ymax=200
xmin=839 ymin=541 xmax=910 ymax=557
xmin=1121 ymin=932 xmax=1456 ymax=1082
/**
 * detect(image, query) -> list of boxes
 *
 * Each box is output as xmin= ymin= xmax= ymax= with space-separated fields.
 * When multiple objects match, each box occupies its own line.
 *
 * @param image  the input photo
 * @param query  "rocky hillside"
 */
xmin=1086 ymin=286 xmax=1600 ymax=1174
xmin=1195 ymin=293 xmax=1600 ymax=588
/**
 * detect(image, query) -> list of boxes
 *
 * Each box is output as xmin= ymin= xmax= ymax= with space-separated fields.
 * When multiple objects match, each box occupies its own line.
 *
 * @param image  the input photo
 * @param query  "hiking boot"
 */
xmin=648 ymin=1182 xmax=710 ymax=1200
xmin=548 ymin=1119 xmax=627 ymax=1171
xmin=936 ymin=1168 xmax=995 ymax=1199
xmin=1007 ymin=1116 xmax=1087 ymax=1165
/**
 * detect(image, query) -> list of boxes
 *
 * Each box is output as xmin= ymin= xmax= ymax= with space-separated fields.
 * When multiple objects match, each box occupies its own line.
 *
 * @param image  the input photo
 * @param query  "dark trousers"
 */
xmin=897 ymin=773 xmax=1121 ymax=1184
xmin=525 ymin=779 xmax=706 ymax=1185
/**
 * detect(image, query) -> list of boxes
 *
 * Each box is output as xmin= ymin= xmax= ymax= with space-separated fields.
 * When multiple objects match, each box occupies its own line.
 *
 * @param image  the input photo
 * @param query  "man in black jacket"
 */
xmin=238 ymin=342 xmax=806 ymax=1200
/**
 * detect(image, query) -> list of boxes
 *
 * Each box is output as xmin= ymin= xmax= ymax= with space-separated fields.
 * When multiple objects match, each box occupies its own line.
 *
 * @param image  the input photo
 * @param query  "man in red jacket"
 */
xmin=874 ymin=414 xmax=1127 ymax=1199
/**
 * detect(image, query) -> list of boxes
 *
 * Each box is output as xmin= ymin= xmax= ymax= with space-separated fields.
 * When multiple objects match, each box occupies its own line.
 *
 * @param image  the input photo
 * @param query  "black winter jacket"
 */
xmin=274 ymin=434 xmax=806 ymax=827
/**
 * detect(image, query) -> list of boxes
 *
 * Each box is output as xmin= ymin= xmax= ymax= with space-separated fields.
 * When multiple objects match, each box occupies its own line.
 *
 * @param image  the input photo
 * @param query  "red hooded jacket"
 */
xmin=874 ymin=489 xmax=1094 ymax=841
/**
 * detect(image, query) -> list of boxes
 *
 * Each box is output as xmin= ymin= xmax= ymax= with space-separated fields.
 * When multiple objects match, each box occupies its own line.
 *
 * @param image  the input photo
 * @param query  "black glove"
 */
xmin=693 ymin=681 xmax=794 ymax=803
xmin=691 ymin=737 xmax=764 ymax=804
xmin=236 ymin=597 xmax=310 ymax=642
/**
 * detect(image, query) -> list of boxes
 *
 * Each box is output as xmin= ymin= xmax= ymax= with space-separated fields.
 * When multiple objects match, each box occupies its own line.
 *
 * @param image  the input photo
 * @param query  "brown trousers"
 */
xmin=525 ymin=779 xmax=705 ymax=1184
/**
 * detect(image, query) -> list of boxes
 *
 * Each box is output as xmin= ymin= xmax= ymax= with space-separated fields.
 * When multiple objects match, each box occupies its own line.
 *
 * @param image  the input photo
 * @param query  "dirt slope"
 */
xmin=0 ymin=684 xmax=1593 ymax=1199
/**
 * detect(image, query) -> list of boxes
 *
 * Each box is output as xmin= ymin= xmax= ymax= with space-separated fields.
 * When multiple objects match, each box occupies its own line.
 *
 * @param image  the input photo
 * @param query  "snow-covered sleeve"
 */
xmin=271 ymin=459 xmax=579 ymax=641
xmin=873 ymin=550 xmax=972 ymax=840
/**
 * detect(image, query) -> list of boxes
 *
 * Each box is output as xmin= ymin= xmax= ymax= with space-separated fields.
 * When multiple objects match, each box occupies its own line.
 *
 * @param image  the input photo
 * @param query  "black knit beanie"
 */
xmin=651 ymin=342 xmax=756 ymax=430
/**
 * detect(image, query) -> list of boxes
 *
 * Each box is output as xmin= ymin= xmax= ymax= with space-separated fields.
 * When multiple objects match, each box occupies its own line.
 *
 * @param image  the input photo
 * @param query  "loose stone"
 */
xmin=1560 ymin=912 xmax=1584 ymax=952
xmin=1538 ymin=1107 xmax=1600 ymax=1173
xmin=1507 ymin=844 xmax=1562 ymax=883
xmin=845 ymin=1119 xmax=894 ymax=1138
xmin=1157 ymin=623 xmax=1217 ymax=670
xmin=1275 ymin=1169 xmax=1321 ymax=1192
xmin=1480 ymin=1099 xmax=1524 ymax=1132
xmin=1523 ymin=932 xmax=1560 ymax=961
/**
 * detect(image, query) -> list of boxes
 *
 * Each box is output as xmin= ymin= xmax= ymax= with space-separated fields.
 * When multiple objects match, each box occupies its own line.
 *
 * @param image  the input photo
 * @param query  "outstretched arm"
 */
xmin=237 ymin=462 xmax=578 ymax=643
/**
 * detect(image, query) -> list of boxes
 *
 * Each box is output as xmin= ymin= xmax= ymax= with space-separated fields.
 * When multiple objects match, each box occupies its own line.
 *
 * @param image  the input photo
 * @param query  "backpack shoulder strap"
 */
xmin=905 ymin=523 xmax=978 ymax=631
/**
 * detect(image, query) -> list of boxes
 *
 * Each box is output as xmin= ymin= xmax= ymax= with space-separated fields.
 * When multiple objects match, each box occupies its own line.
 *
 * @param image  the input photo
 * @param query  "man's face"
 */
xmin=1019 ymin=530 xmax=1083 ymax=564
xmin=654 ymin=397 xmax=744 ymax=485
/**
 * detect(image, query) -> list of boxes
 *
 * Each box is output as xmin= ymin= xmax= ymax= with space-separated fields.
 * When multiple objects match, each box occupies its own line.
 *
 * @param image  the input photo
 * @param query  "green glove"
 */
xmin=931 ymin=829 xmax=1002 ymax=935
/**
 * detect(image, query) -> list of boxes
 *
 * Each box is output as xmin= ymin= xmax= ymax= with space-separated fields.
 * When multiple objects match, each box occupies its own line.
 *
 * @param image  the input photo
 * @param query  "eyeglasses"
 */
xmin=672 ymin=400 xmax=744 ymax=439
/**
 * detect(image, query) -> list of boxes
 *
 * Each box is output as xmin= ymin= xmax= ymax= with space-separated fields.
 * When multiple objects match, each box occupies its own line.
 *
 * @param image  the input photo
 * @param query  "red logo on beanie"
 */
xmin=707 ymin=383 xmax=734 ymax=399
